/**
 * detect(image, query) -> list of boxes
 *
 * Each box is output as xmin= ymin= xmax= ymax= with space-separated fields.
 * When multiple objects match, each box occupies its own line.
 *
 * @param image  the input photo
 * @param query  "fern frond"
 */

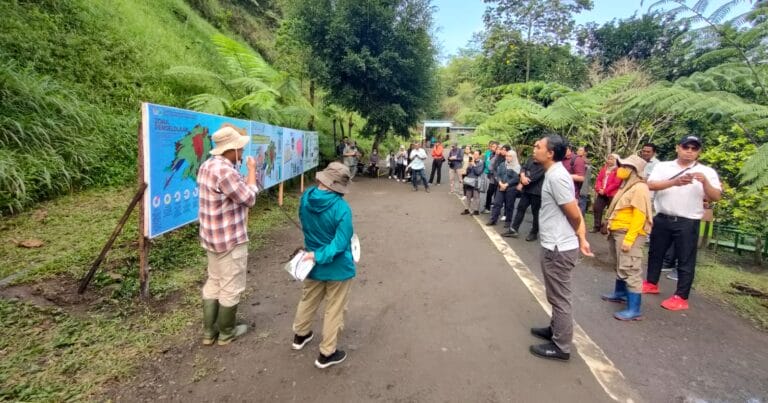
xmin=692 ymin=0 xmax=709 ymax=14
xmin=186 ymin=93 xmax=230 ymax=116
xmin=741 ymin=142 xmax=768 ymax=187
xmin=164 ymin=66 xmax=228 ymax=93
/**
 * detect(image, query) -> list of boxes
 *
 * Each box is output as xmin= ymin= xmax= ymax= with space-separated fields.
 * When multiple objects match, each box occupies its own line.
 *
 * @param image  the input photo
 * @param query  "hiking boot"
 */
xmin=202 ymin=299 xmax=219 ymax=346
xmin=614 ymin=292 xmax=643 ymax=321
xmin=530 ymin=326 xmax=553 ymax=341
xmin=502 ymin=228 xmax=519 ymax=238
xmin=661 ymin=295 xmax=689 ymax=311
xmin=529 ymin=342 xmax=570 ymax=361
xmin=314 ymin=350 xmax=347 ymax=369
xmin=642 ymin=280 xmax=659 ymax=294
xmin=525 ymin=233 xmax=538 ymax=242
xmin=601 ymin=279 xmax=628 ymax=303
xmin=461 ymin=209 xmax=471 ymax=215
xmin=292 ymin=331 xmax=314 ymax=350
xmin=217 ymin=304 xmax=248 ymax=345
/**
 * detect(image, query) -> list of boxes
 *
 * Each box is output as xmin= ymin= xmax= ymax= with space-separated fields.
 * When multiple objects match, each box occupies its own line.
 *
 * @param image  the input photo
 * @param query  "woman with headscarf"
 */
xmin=487 ymin=145 xmax=520 ymax=227
xmin=395 ymin=145 xmax=408 ymax=182
xmin=600 ymin=155 xmax=652 ymax=321
xmin=591 ymin=153 xmax=622 ymax=232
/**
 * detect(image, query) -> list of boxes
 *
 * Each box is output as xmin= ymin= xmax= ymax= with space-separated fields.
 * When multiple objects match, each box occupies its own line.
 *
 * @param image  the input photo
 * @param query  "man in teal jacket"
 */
xmin=291 ymin=162 xmax=356 ymax=369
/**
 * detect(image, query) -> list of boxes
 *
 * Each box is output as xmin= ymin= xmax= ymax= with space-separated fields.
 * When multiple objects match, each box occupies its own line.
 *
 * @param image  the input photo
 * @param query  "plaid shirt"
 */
xmin=197 ymin=156 xmax=258 ymax=253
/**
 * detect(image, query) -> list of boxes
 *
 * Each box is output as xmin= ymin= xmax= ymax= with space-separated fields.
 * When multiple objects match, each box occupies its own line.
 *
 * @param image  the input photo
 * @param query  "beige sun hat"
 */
xmin=618 ymin=154 xmax=648 ymax=178
xmin=210 ymin=126 xmax=250 ymax=155
xmin=316 ymin=162 xmax=351 ymax=194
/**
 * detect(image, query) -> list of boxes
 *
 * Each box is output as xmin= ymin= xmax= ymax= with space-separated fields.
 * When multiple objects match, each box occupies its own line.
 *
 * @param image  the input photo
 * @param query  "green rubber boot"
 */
xmin=217 ymin=304 xmax=248 ymax=345
xmin=202 ymin=299 xmax=219 ymax=346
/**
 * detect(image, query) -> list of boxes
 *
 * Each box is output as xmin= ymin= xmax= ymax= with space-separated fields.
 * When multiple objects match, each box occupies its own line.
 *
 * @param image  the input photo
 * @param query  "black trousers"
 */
xmin=490 ymin=188 xmax=518 ymax=224
xmin=646 ymin=214 xmax=700 ymax=299
xmin=484 ymin=182 xmax=498 ymax=211
xmin=429 ymin=158 xmax=444 ymax=184
xmin=511 ymin=192 xmax=541 ymax=235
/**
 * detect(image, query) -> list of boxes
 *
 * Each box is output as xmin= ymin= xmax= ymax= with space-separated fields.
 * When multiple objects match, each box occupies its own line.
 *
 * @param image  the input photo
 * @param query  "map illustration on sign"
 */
xmin=282 ymin=128 xmax=304 ymax=180
xmin=250 ymin=121 xmax=281 ymax=190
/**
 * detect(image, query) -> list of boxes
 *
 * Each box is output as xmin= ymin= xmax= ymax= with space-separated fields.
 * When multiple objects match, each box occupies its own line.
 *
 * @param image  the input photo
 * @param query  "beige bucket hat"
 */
xmin=210 ymin=126 xmax=250 ymax=155
xmin=316 ymin=162 xmax=351 ymax=194
xmin=618 ymin=154 xmax=648 ymax=178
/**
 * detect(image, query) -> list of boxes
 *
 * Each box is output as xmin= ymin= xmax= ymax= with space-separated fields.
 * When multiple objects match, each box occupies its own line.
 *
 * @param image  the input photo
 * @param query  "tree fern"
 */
xmin=741 ymin=143 xmax=768 ymax=188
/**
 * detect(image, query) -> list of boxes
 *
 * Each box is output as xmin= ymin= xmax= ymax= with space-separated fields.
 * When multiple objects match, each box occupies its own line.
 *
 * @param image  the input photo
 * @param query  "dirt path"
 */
xmin=111 ymin=160 xmax=768 ymax=402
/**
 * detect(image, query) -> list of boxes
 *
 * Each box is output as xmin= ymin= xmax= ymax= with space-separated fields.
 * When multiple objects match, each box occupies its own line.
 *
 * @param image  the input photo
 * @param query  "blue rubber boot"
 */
xmin=601 ymin=279 xmax=627 ymax=303
xmin=614 ymin=292 xmax=643 ymax=321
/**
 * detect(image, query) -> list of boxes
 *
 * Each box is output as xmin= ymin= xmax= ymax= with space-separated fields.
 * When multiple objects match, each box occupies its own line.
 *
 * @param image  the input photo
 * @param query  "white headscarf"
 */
xmin=505 ymin=148 xmax=521 ymax=173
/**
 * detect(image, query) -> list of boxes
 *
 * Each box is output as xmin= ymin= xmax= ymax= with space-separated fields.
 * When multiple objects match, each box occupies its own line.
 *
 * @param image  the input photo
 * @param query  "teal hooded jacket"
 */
xmin=299 ymin=186 xmax=356 ymax=281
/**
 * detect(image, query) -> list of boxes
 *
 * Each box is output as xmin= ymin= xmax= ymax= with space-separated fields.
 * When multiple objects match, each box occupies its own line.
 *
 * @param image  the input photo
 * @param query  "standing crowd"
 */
xmin=194 ymin=126 xmax=721 ymax=368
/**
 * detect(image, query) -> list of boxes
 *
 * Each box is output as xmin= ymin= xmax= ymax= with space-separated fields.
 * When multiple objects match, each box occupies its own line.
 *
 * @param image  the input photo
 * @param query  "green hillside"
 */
xmin=0 ymin=0 xmax=278 ymax=214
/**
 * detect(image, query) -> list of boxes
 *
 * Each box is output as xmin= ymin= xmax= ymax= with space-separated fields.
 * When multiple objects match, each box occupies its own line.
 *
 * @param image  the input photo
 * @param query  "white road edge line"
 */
xmin=470 ymin=211 xmax=640 ymax=403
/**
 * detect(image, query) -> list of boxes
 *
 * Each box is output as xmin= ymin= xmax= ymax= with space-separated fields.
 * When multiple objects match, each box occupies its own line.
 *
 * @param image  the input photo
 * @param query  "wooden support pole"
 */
xmin=137 ymin=116 xmax=150 ymax=299
xmin=278 ymin=182 xmax=284 ymax=206
xmin=78 ymin=183 xmax=147 ymax=294
xmin=300 ymin=173 xmax=304 ymax=193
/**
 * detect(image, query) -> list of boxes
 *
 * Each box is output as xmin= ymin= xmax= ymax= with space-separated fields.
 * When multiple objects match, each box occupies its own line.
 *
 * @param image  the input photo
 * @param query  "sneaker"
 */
xmin=661 ymin=295 xmax=689 ymax=311
xmin=412 ymin=188 xmax=418 ymax=192
xmin=502 ymin=228 xmax=519 ymax=238
xmin=501 ymin=215 xmax=506 ymax=221
xmin=461 ymin=209 xmax=471 ymax=215
xmin=642 ymin=280 xmax=660 ymax=294
xmin=525 ymin=233 xmax=537 ymax=242
xmin=425 ymin=187 xmax=430 ymax=193
xmin=529 ymin=342 xmax=570 ymax=361
xmin=396 ymin=179 xmax=400 ymax=182
xmin=460 ymin=196 xmax=467 ymax=201
xmin=292 ymin=331 xmax=314 ymax=350
xmin=661 ymin=267 xmax=673 ymax=272
xmin=314 ymin=350 xmax=347 ymax=369
xmin=666 ymin=270 xmax=678 ymax=281
xmin=481 ymin=209 xmax=491 ymax=214
xmin=530 ymin=326 xmax=553 ymax=341
xmin=472 ymin=211 xmax=480 ymax=216
xmin=485 ymin=221 xmax=497 ymax=226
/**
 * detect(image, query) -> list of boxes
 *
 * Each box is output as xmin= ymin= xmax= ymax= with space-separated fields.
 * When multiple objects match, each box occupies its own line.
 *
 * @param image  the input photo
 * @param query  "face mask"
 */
xmin=616 ymin=167 xmax=631 ymax=180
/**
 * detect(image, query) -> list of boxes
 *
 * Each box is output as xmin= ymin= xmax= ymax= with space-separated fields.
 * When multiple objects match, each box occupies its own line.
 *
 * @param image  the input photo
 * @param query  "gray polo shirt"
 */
xmin=540 ymin=162 xmax=579 ymax=252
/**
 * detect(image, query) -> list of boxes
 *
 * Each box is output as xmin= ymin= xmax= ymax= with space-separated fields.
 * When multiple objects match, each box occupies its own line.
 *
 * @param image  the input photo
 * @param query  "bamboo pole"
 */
xmin=137 ymin=112 xmax=150 ymax=299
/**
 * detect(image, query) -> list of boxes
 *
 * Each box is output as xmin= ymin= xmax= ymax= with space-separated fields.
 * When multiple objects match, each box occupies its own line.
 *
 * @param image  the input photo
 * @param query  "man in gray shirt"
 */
xmin=529 ymin=135 xmax=593 ymax=362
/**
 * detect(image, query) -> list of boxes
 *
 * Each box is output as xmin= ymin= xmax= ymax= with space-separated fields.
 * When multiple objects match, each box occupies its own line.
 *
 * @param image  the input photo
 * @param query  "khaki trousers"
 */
xmin=292 ymin=279 xmax=353 ymax=356
xmin=608 ymin=232 xmax=645 ymax=293
xmin=202 ymin=243 xmax=248 ymax=307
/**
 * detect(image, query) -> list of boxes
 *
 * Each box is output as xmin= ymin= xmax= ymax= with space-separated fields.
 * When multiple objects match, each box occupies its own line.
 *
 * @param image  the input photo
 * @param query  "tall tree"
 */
xmin=483 ymin=0 xmax=593 ymax=81
xmin=289 ymin=0 xmax=438 ymax=150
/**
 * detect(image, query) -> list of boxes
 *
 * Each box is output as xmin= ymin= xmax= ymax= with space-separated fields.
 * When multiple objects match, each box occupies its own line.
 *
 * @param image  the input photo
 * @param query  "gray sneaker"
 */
xmin=666 ymin=270 xmax=678 ymax=281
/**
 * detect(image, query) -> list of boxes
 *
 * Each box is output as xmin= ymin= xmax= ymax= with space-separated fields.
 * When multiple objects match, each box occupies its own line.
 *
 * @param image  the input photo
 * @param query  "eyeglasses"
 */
xmin=680 ymin=144 xmax=700 ymax=151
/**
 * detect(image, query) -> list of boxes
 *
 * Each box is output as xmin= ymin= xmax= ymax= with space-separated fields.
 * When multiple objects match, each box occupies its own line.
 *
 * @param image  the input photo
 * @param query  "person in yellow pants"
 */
xmin=291 ymin=162 xmax=356 ymax=369
xmin=600 ymin=155 xmax=652 ymax=321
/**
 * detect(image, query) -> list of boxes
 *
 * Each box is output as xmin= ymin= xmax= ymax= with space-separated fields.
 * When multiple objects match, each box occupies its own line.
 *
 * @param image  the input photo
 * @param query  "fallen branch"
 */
xmin=729 ymin=282 xmax=768 ymax=299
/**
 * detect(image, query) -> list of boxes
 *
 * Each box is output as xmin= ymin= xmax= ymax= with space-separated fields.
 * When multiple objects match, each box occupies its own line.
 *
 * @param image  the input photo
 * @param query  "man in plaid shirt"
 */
xmin=197 ymin=126 xmax=259 ymax=346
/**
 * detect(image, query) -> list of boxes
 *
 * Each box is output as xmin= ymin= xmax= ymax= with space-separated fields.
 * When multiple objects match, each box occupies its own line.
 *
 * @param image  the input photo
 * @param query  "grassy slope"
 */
xmin=0 ymin=1 xmax=295 ymax=400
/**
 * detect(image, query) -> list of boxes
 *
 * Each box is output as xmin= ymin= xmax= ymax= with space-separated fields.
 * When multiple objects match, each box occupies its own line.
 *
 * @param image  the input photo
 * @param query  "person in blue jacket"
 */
xmin=290 ymin=162 xmax=356 ymax=369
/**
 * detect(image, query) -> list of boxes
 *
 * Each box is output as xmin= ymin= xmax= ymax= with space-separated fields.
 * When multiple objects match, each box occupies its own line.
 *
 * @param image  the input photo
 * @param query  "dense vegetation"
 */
xmin=441 ymin=0 xmax=768 ymax=262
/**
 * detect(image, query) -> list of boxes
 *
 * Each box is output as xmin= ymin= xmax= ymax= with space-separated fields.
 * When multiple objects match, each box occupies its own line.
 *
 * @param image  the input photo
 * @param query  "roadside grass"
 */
xmin=695 ymin=252 xmax=768 ymax=330
xmin=0 ymin=184 xmax=300 ymax=401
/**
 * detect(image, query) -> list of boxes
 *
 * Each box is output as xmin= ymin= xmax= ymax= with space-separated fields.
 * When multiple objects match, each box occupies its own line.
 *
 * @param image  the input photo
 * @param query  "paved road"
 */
xmin=113 ymin=158 xmax=768 ymax=402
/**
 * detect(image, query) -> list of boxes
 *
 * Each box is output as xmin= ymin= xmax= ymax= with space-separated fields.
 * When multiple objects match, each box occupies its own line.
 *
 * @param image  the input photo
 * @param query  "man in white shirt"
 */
xmin=529 ymin=135 xmax=593 ymax=362
xmin=642 ymin=135 xmax=722 ymax=311
xmin=408 ymin=142 xmax=430 ymax=193
xmin=641 ymin=142 xmax=660 ymax=179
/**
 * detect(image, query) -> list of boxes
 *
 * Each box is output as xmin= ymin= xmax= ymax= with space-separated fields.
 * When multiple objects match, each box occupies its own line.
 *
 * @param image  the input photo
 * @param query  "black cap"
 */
xmin=679 ymin=135 xmax=702 ymax=147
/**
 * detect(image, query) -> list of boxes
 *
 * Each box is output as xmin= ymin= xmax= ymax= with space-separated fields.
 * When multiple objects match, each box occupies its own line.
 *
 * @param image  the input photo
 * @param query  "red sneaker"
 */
xmin=661 ymin=295 xmax=689 ymax=311
xmin=642 ymin=281 xmax=659 ymax=294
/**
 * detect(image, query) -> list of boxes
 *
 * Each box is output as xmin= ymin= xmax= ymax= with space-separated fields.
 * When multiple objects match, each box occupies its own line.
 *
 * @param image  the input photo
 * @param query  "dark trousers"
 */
xmin=411 ymin=169 xmax=429 ymax=189
xmin=490 ymin=188 xmax=517 ymax=224
xmin=646 ymin=214 xmax=700 ymax=299
xmin=429 ymin=159 xmax=444 ymax=184
xmin=592 ymin=194 xmax=612 ymax=230
xmin=484 ymin=182 xmax=498 ymax=211
xmin=578 ymin=194 xmax=590 ymax=217
xmin=511 ymin=192 xmax=542 ymax=235
xmin=396 ymin=164 xmax=406 ymax=180
xmin=540 ymin=247 xmax=578 ymax=353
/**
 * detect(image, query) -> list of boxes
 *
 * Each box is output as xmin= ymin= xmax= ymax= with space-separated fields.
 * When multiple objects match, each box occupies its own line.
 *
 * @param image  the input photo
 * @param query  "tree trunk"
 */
xmin=372 ymin=128 xmax=386 ymax=153
xmin=755 ymin=236 xmax=764 ymax=266
xmin=332 ymin=118 xmax=337 ymax=147
xmin=339 ymin=118 xmax=345 ymax=138
xmin=525 ymin=22 xmax=533 ymax=83
xmin=348 ymin=115 xmax=354 ymax=139
xmin=308 ymin=80 xmax=315 ymax=130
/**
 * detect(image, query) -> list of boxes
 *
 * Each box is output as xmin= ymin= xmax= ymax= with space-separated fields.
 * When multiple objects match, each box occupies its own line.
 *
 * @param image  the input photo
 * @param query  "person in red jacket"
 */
xmin=591 ymin=153 xmax=621 ymax=232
